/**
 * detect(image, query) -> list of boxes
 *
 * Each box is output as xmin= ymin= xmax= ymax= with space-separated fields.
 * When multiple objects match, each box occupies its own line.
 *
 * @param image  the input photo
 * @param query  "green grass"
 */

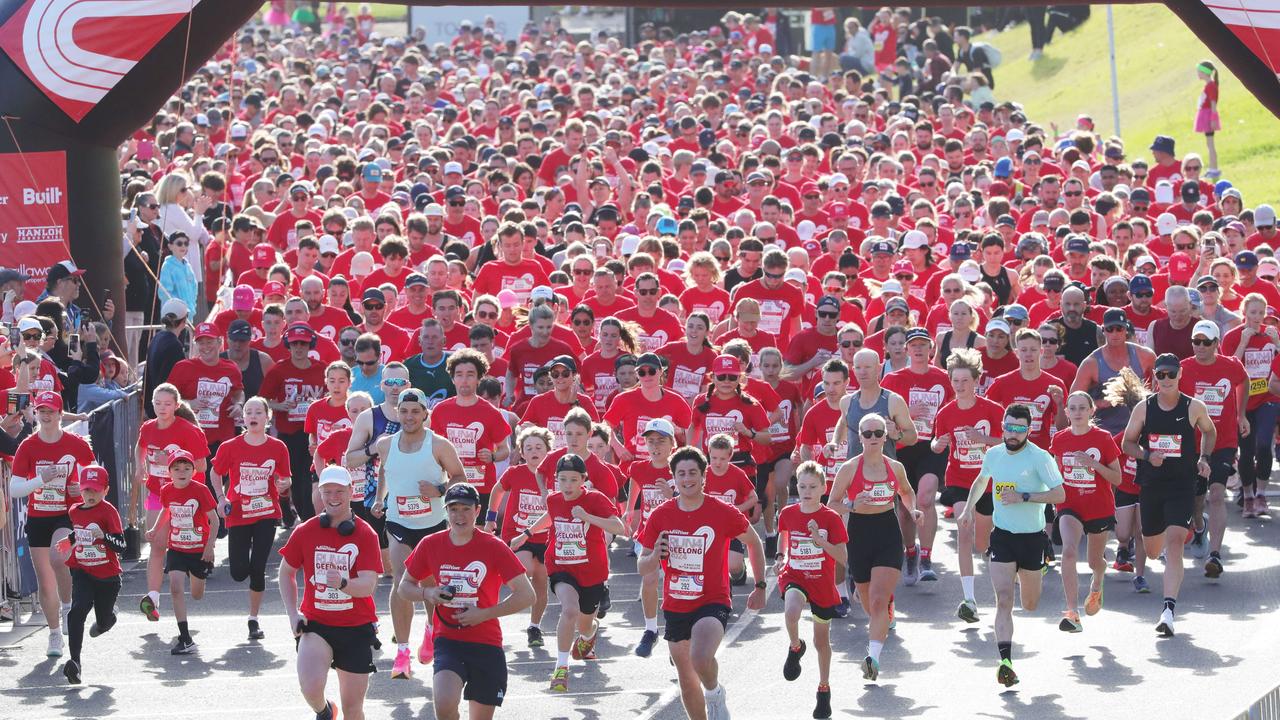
xmin=988 ymin=3 xmax=1279 ymax=201
xmin=260 ymin=2 xmax=404 ymax=23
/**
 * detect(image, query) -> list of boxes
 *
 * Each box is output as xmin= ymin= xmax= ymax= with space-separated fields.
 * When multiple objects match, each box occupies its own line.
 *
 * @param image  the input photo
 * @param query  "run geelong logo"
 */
xmin=0 ymin=0 xmax=202 ymax=121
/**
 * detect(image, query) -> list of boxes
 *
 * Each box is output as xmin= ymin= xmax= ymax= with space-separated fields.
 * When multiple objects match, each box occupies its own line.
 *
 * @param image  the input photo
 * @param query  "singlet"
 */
xmin=1136 ymin=393 xmax=1197 ymax=487
xmin=845 ymin=389 xmax=897 ymax=459
xmin=223 ymin=349 xmax=264 ymax=400
xmin=1087 ymin=344 xmax=1142 ymax=434
xmin=848 ymin=455 xmax=897 ymax=511
xmin=980 ymin=265 xmax=1014 ymax=306
xmin=1061 ymin=319 xmax=1101 ymax=366
xmin=938 ymin=330 xmax=977 ymax=364
xmin=1203 ymin=305 xmax=1238 ymax=338
xmin=383 ymin=428 xmax=445 ymax=529
xmin=882 ymin=357 xmax=908 ymax=377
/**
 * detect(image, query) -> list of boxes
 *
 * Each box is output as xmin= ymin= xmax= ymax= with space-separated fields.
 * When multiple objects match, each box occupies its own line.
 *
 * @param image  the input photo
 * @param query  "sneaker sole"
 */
xmin=1156 ymin=623 xmax=1174 ymax=637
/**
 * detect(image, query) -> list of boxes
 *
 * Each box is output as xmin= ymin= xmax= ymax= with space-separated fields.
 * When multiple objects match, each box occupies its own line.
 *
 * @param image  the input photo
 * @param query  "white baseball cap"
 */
xmin=1192 ymin=319 xmax=1220 ymax=340
xmin=642 ymin=418 xmax=675 ymax=438
xmin=318 ymin=466 xmax=351 ymax=487
xmin=902 ymin=230 xmax=929 ymax=250
xmin=1156 ymin=212 xmax=1178 ymax=236
xmin=161 ymin=298 xmax=189 ymax=319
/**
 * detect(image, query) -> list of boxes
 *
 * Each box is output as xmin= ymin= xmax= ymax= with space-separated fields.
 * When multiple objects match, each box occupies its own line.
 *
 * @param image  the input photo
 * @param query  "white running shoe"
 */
xmin=1156 ymin=608 xmax=1175 ymax=637
xmin=47 ymin=630 xmax=64 ymax=658
xmin=705 ymin=685 xmax=731 ymax=720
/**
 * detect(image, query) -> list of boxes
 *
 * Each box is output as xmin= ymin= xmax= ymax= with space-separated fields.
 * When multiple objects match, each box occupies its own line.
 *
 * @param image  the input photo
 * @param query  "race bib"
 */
xmin=641 ymin=486 xmax=667 ymax=518
xmin=396 ymin=494 xmax=433 ymax=518
xmin=666 ymin=530 xmax=709 ymax=601
xmin=554 ymin=519 xmax=589 ymax=563
xmin=955 ymin=434 xmax=986 ymax=468
xmin=867 ymin=481 xmax=895 ymax=506
xmin=313 ymin=550 xmax=353 ymax=611
xmin=908 ymin=388 xmax=943 ymax=438
xmin=787 ymin=532 xmax=825 ymax=571
xmin=1062 ymin=454 xmax=1096 ymax=487
xmin=516 ymin=491 xmax=545 ymax=530
xmin=1148 ymin=434 xmax=1182 ymax=458
xmin=1196 ymin=384 xmax=1226 ymax=417
xmin=672 ymin=367 xmax=705 ymax=399
xmin=1244 ymin=348 xmax=1272 ymax=396
xmin=758 ymin=299 xmax=787 ymax=336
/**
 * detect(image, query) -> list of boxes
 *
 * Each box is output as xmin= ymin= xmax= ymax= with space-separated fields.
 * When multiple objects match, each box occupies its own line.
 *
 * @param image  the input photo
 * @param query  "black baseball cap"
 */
xmin=444 ymin=483 xmax=481 ymax=506
xmin=227 ymin=319 xmax=253 ymax=341
xmin=555 ymin=453 xmax=588 ymax=475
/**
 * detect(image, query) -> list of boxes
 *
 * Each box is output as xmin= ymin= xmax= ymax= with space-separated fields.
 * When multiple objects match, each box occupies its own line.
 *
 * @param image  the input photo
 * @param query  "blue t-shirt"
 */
xmin=979 ymin=442 xmax=1064 ymax=534
xmin=351 ymin=366 xmax=384 ymax=404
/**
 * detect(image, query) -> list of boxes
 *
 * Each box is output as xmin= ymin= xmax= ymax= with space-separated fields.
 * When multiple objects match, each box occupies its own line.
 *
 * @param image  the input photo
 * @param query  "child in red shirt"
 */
xmin=62 ymin=464 xmax=125 ymax=685
xmin=148 ymin=449 xmax=218 ymax=655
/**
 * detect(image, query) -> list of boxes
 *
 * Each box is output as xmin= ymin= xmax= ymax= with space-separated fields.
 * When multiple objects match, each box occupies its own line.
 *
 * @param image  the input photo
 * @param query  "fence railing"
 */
xmin=1231 ymin=685 xmax=1280 ymax=720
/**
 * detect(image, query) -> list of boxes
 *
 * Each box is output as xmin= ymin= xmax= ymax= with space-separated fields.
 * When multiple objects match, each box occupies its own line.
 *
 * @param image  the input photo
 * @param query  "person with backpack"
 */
xmin=954 ymin=26 xmax=1000 ymax=90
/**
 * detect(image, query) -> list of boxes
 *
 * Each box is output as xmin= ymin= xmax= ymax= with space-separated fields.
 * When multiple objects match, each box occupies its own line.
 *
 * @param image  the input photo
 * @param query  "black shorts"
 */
xmin=549 ymin=572 xmax=607 ymax=614
xmin=987 ymin=527 xmax=1048 ymax=571
xmin=754 ymin=459 xmax=779 ymax=504
xmin=897 ymin=441 xmax=947 ymax=491
xmin=663 ymin=603 xmax=731 ymax=643
xmin=352 ymin=502 xmax=388 ymax=549
xmin=386 ymin=519 xmax=446 ymax=549
xmin=303 ymin=620 xmax=377 ymax=674
xmin=782 ymin=583 xmax=839 ymax=621
xmin=1114 ymin=489 xmax=1140 ymax=509
xmin=1139 ymin=482 xmax=1195 ymax=535
xmin=25 ymin=513 xmax=72 ymax=548
xmin=433 ymin=637 xmax=508 ymax=707
xmin=847 ymin=510 xmax=904 ymax=584
xmin=1201 ymin=447 xmax=1236 ymax=495
xmin=938 ymin=485 xmax=993 ymax=515
xmin=164 ymin=549 xmax=213 ymax=579
xmin=729 ymin=538 xmax=746 ymax=555
xmin=515 ymin=541 xmax=546 ymax=564
xmin=1056 ymin=509 xmax=1117 ymax=534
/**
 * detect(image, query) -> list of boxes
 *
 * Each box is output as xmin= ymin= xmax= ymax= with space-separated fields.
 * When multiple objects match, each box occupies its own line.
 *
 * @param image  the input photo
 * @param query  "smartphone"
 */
xmin=439 ymin=585 xmax=457 ymax=602
xmin=137 ymin=139 xmax=154 ymax=162
xmin=8 ymin=324 xmax=17 ymax=348
xmin=69 ymin=333 xmax=80 ymax=354
xmin=8 ymin=391 xmax=29 ymax=414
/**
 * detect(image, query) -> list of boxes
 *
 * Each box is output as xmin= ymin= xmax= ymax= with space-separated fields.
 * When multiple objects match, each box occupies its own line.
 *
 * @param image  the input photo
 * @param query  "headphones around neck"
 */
xmin=318 ymin=511 xmax=355 ymax=536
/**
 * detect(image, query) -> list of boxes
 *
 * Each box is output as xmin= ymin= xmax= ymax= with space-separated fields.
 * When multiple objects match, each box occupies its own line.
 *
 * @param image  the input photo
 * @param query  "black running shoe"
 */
xmin=813 ymin=688 xmax=832 ymax=719
xmin=171 ymin=637 xmax=197 ymax=655
xmin=783 ymin=640 xmax=806 ymax=681
xmin=248 ymin=619 xmax=265 ymax=640
xmin=635 ymin=629 xmax=659 ymax=658
xmin=89 ymin=611 xmax=117 ymax=638
xmin=63 ymin=659 xmax=81 ymax=685
xmin=598 ymin=585 xmax=612 ymax=618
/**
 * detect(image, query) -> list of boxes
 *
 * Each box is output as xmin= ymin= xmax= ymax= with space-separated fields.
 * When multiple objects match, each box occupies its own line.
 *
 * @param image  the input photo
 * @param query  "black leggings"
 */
xmin=228 ymin=520 xmax=277 ymax=592
xmin=68 ymin=570 xmax=121 ymax=664
xmin=280 ymin=430 xmax=316 ymax=520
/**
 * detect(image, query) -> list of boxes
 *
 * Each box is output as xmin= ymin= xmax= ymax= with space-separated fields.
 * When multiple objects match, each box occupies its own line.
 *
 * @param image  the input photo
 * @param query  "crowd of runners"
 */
xmin=3 ymin=8 xmax=1279 ymax=720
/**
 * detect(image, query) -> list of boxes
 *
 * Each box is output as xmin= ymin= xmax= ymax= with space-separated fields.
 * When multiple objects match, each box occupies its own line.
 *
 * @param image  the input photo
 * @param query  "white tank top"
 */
xmin=384 ymin=429 xmax=445 ymax=529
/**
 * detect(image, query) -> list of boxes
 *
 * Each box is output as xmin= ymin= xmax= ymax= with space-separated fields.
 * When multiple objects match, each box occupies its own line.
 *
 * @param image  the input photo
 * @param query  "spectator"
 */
xmin=143 ymin=298 xmax=189 ymax=418
xmin=158 ymin=232 xmax=199 ymax=316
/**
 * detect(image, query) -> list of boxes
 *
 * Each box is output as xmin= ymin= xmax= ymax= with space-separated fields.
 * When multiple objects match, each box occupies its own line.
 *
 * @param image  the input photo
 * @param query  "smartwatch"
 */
xmin=1021 ymin=492 xmax=1031 ymax=503
xmin=754 ymin=580 xmax=768 ymax=590
xmin=338 ymin=577 xmax=348 ymax=591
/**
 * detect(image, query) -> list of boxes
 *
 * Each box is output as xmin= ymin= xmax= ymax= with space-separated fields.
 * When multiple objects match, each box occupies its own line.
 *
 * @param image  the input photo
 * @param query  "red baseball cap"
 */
xmin=285 ymin=322 xmax=315 ymax=344
xmin=262 ymin=280 xmax=287 ymax=298
xmin=892 ymin=259 xmax=916 ymax=277
xmin=800 ymin=182 xmax=821 ymax=196
xmin=167 ymin=448 xmax=195 ymax=467
xmin=829 ymin=203 xmax=849 ymax=219
xmin=79 ymin=464 xmax=110 ymax=492
xmin=34 ymin=391 xmax=62 ymax=411
xmin=253 ymin=243 xmax=276 ymax=268
xmin=712 ymin=354 xmax=741 ymax=375
xmin=1169 ymin=252 xmax=1195 ymax=284
xmin=194 ymin=322 xmax=219 ymax=340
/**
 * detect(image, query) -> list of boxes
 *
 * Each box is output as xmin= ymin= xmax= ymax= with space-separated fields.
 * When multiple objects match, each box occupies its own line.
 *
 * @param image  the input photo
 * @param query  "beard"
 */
xmin=1004 ymin=437 xmax=1027 ymax=452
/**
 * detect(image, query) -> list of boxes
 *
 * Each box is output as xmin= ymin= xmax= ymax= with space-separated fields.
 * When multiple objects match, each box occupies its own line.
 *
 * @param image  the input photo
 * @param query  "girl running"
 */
xmin=487 ymin=426 xmax=554 ymax=648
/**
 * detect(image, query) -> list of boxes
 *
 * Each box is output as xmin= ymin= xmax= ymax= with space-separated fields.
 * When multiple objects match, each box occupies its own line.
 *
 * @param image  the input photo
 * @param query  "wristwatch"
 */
xmin=338 ymin=578 xmax=348 ymax=591
xmin=754 ymin=580 xmax=767 ymax=590
xmin=1021 ymin=492 xmax=1031 ymax=503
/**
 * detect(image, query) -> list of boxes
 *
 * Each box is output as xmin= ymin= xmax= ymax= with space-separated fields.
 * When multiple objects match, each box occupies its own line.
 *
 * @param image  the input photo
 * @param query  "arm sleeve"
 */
xmin=102 ymin=532 xmax=128 ymax=554
xmin=9 ymin=475 xmax=42 ymax=498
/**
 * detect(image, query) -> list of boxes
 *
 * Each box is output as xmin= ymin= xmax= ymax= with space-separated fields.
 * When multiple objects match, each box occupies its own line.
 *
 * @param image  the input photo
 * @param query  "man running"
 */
xmin=638 ymin=446 xmax=768 ymax=720
xmin=1120 ymin=353 xmax=1217 ymax=636
xmin=958 ymin=404 xmax=1066 ymax=687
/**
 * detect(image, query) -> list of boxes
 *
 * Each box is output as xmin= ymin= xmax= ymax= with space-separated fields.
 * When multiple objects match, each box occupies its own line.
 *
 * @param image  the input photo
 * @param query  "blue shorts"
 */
xmin=811 ymin=24 xmax=837 ymax=52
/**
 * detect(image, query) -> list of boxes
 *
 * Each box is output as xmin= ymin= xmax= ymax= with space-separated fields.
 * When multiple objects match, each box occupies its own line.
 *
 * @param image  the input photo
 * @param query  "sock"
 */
xmin=920 ymin=547 xmax=932 ymax=561
xmin=1163 ymin=597 xmax=1176 ymax=614
xmin=579 ymin=627 xmax=596 ymax=642
xmin=61 ymin=601 xmax=71 ymax=617
xmin=397 ymin=642 xmax=409 ymax=653
xmin=905 ymin=546 xmax=918 ymax=558
xmin=837 ymin=584 xmax=849 ymax=600
xmin=998 ymin=641 xmax=1012 ymax=662
xmin=1210 ymin=551 xmax=1221 ymax=559
xmin=529 ymin=623 xmax=540 ymax=631
xmin=961 ymin=576 xmax=976 ymax=601
xmin=248 ymin=615 xmax=258 ymax=623
xmin=557 ymin=650 xmax=570 ymax=666
xmin=869 ymin=640 xmax=883 ymax=662
xmin=147 ymin=590 xmax=160 ymax=606
xmin=177 ymin=621 xmax=191 ymax=642
xmin=817 ymin=682 xmax=830 ymax=692
xmin=704 ymin=684 xmax=722 ymax=698
xmin=645 ymin=617 xmax=658 ymax=632
xmin=766 ymin=531 xmax=777 ymax=539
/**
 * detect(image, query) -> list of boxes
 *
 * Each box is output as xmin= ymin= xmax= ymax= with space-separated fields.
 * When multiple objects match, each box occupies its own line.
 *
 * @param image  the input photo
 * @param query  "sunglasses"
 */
xmin=1175 ymin=244 xmax=1196 ymax=252
xmin=22 ymin=331 xmax=42 ymax=340
xmin=357 ymin=359 xmax=379 ymax=366
xmin=363 ymin=302 xmax=385 ymax=310
xmin=292 ymin=194 xmax=309 ymax=201
xmin=1186 ymin=164 xmax=1203 ymax=171
xmin=636 ymin=367 xmax=659 ymax=377
xmin=1133 ymin=291 xmax=1154 ymax=299
xmin=145 ymin=203 xmax=160 ymax=210
xmin=636 ymin=288 xmax=659 ymax=296
xmin=841 ymin=340 xmax=862 ymax=348
xmin=340 ymin=339 xmax=356 ymax=346
xmin=715 ymin=374 xmax=738 ymax=382
xmin=764 ymin=271 xmax=785 ymax=280
xmin=1154 ymin=370 xmax=1178 ymax=380
xmin=477 ymin=311 xmax=498 ymax=320
xmin=1040 ymin=336 xmax=1060 ymax=345
xmin=802 ymin=194 xmax=820 ymax=200
xmin=860 ymin=429 xmax=886 ymax=439
xmin=1064 ymin=191 xmax=1083 ymax=197
xmin=573 ymin=268 xmax=593 ymax=276
xmin=1191 ymin=337 xmax=1216 ymax=346
xmin=383 ymin=377 xmax=408 ymax=388
xmin=714 ymin=255 xmax=731 ymax=263
xmin=1104 ymin=325 xmax=1128 ymax=333
xmin=549 ymin=369 xmax=573 ymax=379
xmin=817 ymin=311 xmax=840 ymax=319
xmin=919 ymin=182 xmax=935 ymax=189
xmin=1003 ymin=422 xmax=1029 ymax=434
xmin=448 ymin=200 xmax=466 ymax=207
xmin=170 ymin=240 xmax=189 ymax=247
xmin=824 ymin=286 xmax=845 ymax=294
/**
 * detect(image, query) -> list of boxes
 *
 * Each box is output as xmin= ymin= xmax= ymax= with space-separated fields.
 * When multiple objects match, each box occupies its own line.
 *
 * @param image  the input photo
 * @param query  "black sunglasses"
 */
xmin=1154 ymin=370 xmax=1178 ymax=380
xmin=860 ymin=429 xmax=886 ymax=439
xmin=636 ymin=367 xmax=659 ymax=377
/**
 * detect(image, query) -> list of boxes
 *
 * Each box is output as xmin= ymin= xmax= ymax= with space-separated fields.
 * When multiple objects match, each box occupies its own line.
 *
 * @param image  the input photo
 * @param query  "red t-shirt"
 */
xmin=1180 ymin=355 xmax=1248 ymax=451
xmin=705 ymin=463 xmax=756 ymax=510
xmin=659 ymin=341 xmax=715 ymax=402
xmin=985 ymin=370 xmax=1065 ymax=448
xmin=603 ymin=387 xmax=693 ymax=462
xmin=629 ymin=461 xmax=674 ymax=532
xmin=1221 ymin=325 xmax=1278 ymax=410
xmin=933 ymin=397 xmax=1005 ymax=489
xmin=315 ymin=427 xmax=366 ymax=504
xmin=260 ymin=360 xmax=328 ymax=435
xmin=472 ymin=259 xmax=549 ymax=305
xmin=639 ymin=496 xmax=750 ymax=613
xmin=403 ymin=529 xmax=525 ymax=647
xmin=68 ymin=500 xmax=124 ymax=578
xmin=1050 ymin=427 xmax=1121 ymax=521
xmin=279 ymin=516 xmax=384 ymax=626
xmin=616 ymin=307 xmax=685 ymax=353
xmin=540 ymin=448 xmax=622 ymax=504
xmin=12 ymin=431 xmax=95 ymax=517
xmin=691 ymin=393 xmax=770 ymax=454
xmin=497 ymin=465 xmax=548 ymax=544
xmin=214 ymin=434 xmax=291 ymax=526
xmin=361 ymin=322 xmax=414 ymax=364
xmin=520 ymin=392 xmax=599 ymax=450
xmin=505 ymin=337 xmax=574 ymax=403
xmin=138 ymin=418 xmax=210 ymax=495
xmin=580 ymin=351 xmax=624 ymax=413
xmin=882 ymin=366 xmax=954 ymax=442
xmin=305 ymin=398 xmax=353 ymax=448
xmin=777 ymin=504 xmax=848 ymax=608
xmin=28 ymin=356 xmax=64 ymax=394
xmin=732 ymin=280 xmax=806 ymax=348
xmin=796 ymin=400 xmax=846 ymax=490
xmin=1113 ymin=430 xmax=1141 ymax=495
xmin=430 ymin=397 xmax=512 ymax=492
xmin=544 ymin=489 xmax=617 ymax=585
xmin=160 ymin=480 xmax=217 ymax=552
xmin=167 ymin=359 xmax=244 ymax=443
xmin=978 ymin=350 xmax=1021 ymax=393
xmin=308 ymin=305 xmax=354 ymax=340
xmin=680 ymin=286 xmax=731 ymax=326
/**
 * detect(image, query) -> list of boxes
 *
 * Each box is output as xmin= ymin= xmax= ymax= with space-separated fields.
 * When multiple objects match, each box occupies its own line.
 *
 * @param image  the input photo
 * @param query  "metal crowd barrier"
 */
xmin=1 ymin=384 xmax=144 ymax=613
xmin=1232 ymin=685 xmax=1280 ymax=720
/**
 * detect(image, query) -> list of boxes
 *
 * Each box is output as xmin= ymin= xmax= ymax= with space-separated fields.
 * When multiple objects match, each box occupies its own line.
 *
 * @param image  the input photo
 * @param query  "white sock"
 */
xmin=961 ymin=576 xmax=975 ymax=602
xmin=704 ymin=684 xmax=723 ymax=698
xmin=869 ymin=640 xmax=883 ymax=662
xmin=248 ymin=615 xmax=258 ymax=623
xmin=397 ymin=642 xmax=409 ymax=653
xmin=766 ymin=531 xmax=777 ymax=538
xmin=61 ymin=601 xmax=71 ymax=616
xmin=838 ymin=584 xmax=849 ymax=600
xmin=645 ymin=617 xmax=658 ymax=632
xmin=557 ymin=650 xmax=570 ymax=666
xmin=147 ymin=590 xmax=160 ymax=606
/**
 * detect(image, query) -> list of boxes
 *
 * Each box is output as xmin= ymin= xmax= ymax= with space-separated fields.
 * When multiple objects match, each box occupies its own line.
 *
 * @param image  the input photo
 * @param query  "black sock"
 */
xmin=315 ymin=703 xmax=334 ymax=720
xmin=1163 ymin=597 xmax=1176 ymax=614
xmin=998 ymin=641 xmax=1012 ymax=662
xmin=178 ymin=621 xmax=191 ymax=641
xmin=1210 ymin=550 xmax=1221 ymax=559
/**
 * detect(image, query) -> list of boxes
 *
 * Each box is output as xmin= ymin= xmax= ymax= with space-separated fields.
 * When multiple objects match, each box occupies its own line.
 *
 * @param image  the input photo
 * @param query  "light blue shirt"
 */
xmin=158 ymin=255 xmax=198 ymax=314
xmin=979 ymin=442 xmax=1064 ymax=534
xmin=351 ymin=365 xmax=384 ymax=404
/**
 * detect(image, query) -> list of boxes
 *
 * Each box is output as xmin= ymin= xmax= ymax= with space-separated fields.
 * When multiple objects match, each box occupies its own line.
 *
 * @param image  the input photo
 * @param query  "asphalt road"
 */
xmin=3 ymin=509 xmax=1278 ymax=720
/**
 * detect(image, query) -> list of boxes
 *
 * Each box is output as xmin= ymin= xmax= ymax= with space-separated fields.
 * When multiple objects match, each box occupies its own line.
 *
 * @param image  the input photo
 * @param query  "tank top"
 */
xmin=938 ymin=330 xmax=977 ymax=364
xmin=223 ymin=349 xmax=264 ymax=400
xmin=1136 ymin=393 xmax=1197 ymax=487
xmin=981 ymin=265 xmax=1013 ymax=306
xmin=1061 ymin=319 xmax=1101 ymax=366
xmin=845 ymin=389 xmax=897 ymax=459
xmin=384 ymin=428 xmax=445 ymax=529
xmin=848 ymin=455 xmax=897 ymax=509
xmin=1087 ymin=344 xmax=1142 ymax=435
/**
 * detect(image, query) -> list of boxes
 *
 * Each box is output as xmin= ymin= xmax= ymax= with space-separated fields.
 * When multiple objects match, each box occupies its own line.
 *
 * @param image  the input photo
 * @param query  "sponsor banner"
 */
xmin=0 ymin=151 xmax=70 ymax=299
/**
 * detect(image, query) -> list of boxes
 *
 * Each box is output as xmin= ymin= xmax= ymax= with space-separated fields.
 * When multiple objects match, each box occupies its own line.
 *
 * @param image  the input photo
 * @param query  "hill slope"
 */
xmin=987 ymin=3 xmax=1279 ymax=201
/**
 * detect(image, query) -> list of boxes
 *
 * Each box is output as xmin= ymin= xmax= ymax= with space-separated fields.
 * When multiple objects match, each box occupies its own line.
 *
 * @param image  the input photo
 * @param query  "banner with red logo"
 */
xmin=0 ymin=151 xmax=71 ymax=300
